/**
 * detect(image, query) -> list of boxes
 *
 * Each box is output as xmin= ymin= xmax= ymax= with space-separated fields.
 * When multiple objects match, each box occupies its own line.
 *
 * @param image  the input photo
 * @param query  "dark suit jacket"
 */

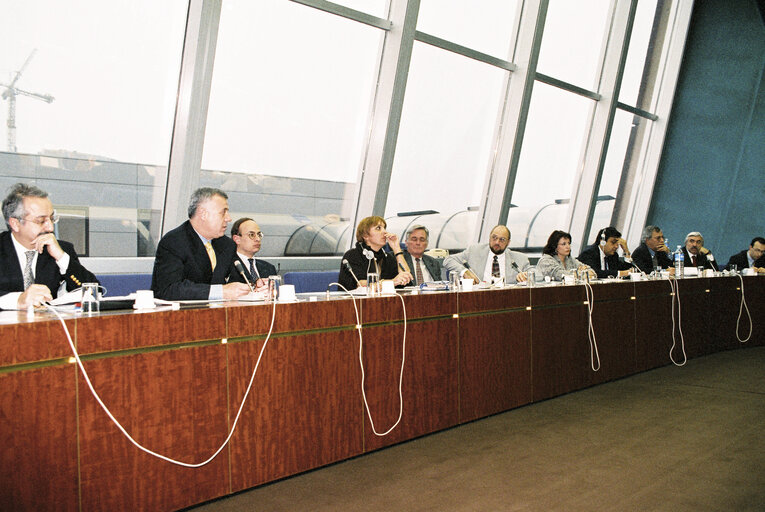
xmin=631 ymin=242 xmax=673 ymax=273
xmin=236 ymin=255 xmax=277 ymax=283
xmin=725 ymin=249 xmax=764 ymax=270
xmin=151 ymin=221 xmax=239 ymax=300
xmin=0 ymin=230 xmax=98 ymax=301
xmin=681 ymin=247 xmax=719 ymax=271
xmin=577 ymin=244 xmax=632 ymax=278
xmin=403 ymin=251 xmax=443 ymax=284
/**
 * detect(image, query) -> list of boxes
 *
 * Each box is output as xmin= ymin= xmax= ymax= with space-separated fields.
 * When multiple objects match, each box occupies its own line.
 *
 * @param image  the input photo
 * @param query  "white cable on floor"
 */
xmin=667 ymin=276 xmax=687 ymax=366
xmin=331 ymin=283 xmax=407 ymax=436
xmin=735 ymin=273 xmax=752 ymax=343
xmin=582 ymin=280 xmax=600 ymax=372
xmin=45 ymin=298 xmax=278 ymax=468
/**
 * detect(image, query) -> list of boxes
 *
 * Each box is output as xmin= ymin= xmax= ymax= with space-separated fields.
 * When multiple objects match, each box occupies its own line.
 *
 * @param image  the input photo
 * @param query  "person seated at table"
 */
xmin=443 ymin=225 xmax=530 ymax=284
xmin=725 ymin=237 xmax=765 ymax=273
xmin=151 ymin=187 xmax=251 ymax=300
xmin=231 ymin=217 xmax=275 ymax=288
xmin=338 ymin=216 xmax=412 ymax=290
xmin=682 ymin=231 xmax=719 ymax=271
xmin=536 ymin=230 xmax=595 ymax=281
xmin=631 ymin=225 xmax=673 ymax=273
xmin=577 ymin=226 xmax=632 ymax=278
xmin=402 ymin=224 xmax=443 ymax=285
xmin=0 ymin=182 xmax=99 ymax=309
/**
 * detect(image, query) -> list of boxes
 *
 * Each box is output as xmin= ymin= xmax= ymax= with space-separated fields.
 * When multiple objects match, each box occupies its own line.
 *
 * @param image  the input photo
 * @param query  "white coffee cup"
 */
xmin=134 ymin=289 xmax=155 ymax=309
xmin=381 ymin=280 xmax=396 ymax=295
xmin=279 ymin=284 xmax=297 ymax=302
xmin=460 ymin=278 xmax=474 ymax=291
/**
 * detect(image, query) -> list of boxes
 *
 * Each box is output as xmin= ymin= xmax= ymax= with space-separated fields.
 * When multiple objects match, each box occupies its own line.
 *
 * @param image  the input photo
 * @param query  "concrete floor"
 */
xmin=189 ymin=346 xmax=765 ymax=512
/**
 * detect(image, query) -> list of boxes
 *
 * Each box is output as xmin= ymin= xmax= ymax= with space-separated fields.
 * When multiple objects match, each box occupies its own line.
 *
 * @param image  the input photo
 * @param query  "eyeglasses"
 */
xmin=19 ymin=212 xmax=59 ymax=226
xmin=240 ymin=231 xmax=264 ymax=240
xmin=490 ymin=235 xmax=508 ymax=243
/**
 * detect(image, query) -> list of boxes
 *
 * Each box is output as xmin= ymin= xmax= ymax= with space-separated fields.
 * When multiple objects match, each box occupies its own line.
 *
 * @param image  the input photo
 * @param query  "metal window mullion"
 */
xmin=414 ymin=30 xmax=517 ymax=72
xmin=622 ymin=0 xmax=694 ymax=249
xmin=289 ymin=0 xmax=393 ymax=30
xmin=476 ymin=0 xmax=548 ymax=243
xmin=352 ymin=0 xmax=420 ymax=226
xmin=566 ymin=0 xmax=636 ymax=254
xmin=162 ymin=0 xmax=222 ymax=236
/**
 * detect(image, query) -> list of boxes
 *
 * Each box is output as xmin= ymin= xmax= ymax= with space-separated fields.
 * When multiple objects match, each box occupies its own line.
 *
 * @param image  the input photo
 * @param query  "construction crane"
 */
xmin=1 ymin=49 xmax=54 ymax=152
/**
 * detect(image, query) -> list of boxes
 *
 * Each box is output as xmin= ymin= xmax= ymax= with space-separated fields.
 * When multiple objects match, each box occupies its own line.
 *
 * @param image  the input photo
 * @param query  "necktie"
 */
xmin=248 ymin=258 xmax=259 ymax=280
xmin=204 ymin=242 xmax=216 ymax=271
xmin=652 ymin=254 xmax=658 ymax=269
xmin=492 ymin=255 xmax=500 ymax=278
xmin=415 ymin=258 xmax=424 ymax=284
xmin=23 ymin=250 xmax=36 ymax=290
xmin=691 ymin=255 xmax=697 ymax=266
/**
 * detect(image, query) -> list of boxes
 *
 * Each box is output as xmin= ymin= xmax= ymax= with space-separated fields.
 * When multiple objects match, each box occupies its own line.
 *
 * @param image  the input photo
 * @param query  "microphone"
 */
xmin=511 ymin=261 xmax=520 ymax=272
xmin=342 ymin=259 xmax=362 ymax=288
xmin=233 ymin=260 xmax=255 ymax=293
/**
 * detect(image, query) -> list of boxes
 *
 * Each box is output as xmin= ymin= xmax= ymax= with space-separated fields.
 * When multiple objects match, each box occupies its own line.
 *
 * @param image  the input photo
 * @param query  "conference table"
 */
xmin=1 ymin=276 xmax=762 ymax=511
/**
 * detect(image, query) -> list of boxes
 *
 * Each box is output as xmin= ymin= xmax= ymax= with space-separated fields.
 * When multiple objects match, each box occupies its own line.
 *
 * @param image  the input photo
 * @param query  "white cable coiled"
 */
xmin=45 ymin=298 xmax=278 ymax=468
xmin=735 ymin=273 xmax=752 ymax=343
xmin=582 ymin=280 xmax=600 ymax=372
xmin=668 ymin=276 xmax=687 ymax=366
xmin=331 ymin=282 xmax=407 ymax=437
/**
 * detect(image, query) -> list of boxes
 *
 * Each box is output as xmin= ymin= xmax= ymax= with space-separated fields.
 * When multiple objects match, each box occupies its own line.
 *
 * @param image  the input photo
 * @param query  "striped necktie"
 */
xmin=492 ymin=255 xmax=500 ymax=278
xmin=23 ymin=250 xmax=36 ymax=290
xmin=415 ymin=258 xmax=424 ymax=284
xmin=204 ymin=242 xmax=216 ymax=271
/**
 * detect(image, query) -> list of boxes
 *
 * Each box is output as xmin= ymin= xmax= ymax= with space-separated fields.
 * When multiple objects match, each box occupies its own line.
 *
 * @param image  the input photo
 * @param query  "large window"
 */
xmin=384 ymin=42 xmax=507 ymax=248
xmin=200 ymin=1 xmax=383 ymax=257
xmin=0 ymin=0 xmax=188 ymax=256
xmin=507 ymin=83 xmax=595 ymax=250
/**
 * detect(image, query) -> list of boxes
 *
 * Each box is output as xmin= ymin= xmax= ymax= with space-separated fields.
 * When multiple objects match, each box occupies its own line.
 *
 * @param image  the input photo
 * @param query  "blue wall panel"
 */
xmin=648 ymin=0 xmax=765 ymax=265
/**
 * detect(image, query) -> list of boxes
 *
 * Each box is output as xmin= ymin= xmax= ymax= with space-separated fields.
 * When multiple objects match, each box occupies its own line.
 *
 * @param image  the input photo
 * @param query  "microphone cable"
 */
xmin=667 ymin=275 xmax=687 ymax=366
xmin=582 ymin=276 xmax=600 ymax=372
xmin=331 ymin=282 xmax=407 ymax=437
xmin=735 ymin=273 xmax=752 ymax=343
xmin=44 ymin=296 xmax=279 ymax=468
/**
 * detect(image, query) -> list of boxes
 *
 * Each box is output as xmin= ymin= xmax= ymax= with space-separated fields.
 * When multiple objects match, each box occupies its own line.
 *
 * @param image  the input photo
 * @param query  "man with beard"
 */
xmin=444 ymin=225 xmax=530 ymax=284
xmin=231 ymin=217 xmax=276 ymax=289
xmin=0 ymin=183 xmax=98 ymax=309
xmin=151 ymin=187 xmax=251 ymax=300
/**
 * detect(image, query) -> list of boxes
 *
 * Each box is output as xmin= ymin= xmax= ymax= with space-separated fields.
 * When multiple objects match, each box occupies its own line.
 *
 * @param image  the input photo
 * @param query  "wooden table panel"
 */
xmin=228 ymin=330 xmax=362 ymax=491
xmin=459 ymin=310 xmax=532 ymax=423
xmin=226 ymin=298 xmax=358 ymax=338
xmin=361 ymin=317 xmax=459 ymax=451
xmin=708 ymin=277 xmax=743 ymax=352
xmin=77 ymin=345 xmax=230 ymax=511
xmin=740 ymin=276 xmax=764 ymax=347
xmin=634 ymin=279 xmax=675 ymax=372
xmin=0 ymin=313 xmax=74 ymax=365
xmin=76 ymin=307 xmax=227 ymax=353
xmin=0 ymin=365 xmax=78 ymax=512
xmin=588 ymin=281 xmax=637 ymax=385
xmin=458 ymin=286 xmax=530 ymax=313
xmin=675 ymin=278 xmax=713 ymax=359
xmin=530 ymin=285 xmax=590 ymax=401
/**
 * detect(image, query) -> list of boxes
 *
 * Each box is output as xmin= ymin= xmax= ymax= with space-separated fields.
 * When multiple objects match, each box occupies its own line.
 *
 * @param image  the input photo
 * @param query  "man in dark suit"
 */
xmin=631 ymin=225 xmax=674 ymax=273
xmin=725 ymin=237 xmax=765 ymax=273
xmin=578 ymin=226 xmax=633 ymax=278
xmin=681 ymin=232 xmax=719 ymax=271
xmin=402 ymin=224 xmax=443 ymax=285
xmin=231 ymin=217 xmax=276 ymax=288
xmin=0 ymin=183 xmax=98 ymax=309
xmin=151 ymin=188 xmax=251 ymax=300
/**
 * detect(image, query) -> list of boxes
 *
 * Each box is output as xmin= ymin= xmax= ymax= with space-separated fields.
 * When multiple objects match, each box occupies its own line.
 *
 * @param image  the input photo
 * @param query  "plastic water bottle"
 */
xmin=674 ymin=245 xmax=684 ymax=278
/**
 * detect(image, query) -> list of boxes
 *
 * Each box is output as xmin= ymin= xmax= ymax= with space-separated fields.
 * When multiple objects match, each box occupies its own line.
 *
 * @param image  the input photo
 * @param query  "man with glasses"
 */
xmin=632 ymin=225 xmax=673 ymax=274
xmin=444 ymin=225 xmax=530 ymax=284
xmin=231 ymin=217 xmax=275 ymax=288
xmin=151 ymin=187 xmax=251 ymax=300
xmin=0 ymin=183 xmax=98 ymax=309
xmin=725 ymin=237 xmax=765 ymax=273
